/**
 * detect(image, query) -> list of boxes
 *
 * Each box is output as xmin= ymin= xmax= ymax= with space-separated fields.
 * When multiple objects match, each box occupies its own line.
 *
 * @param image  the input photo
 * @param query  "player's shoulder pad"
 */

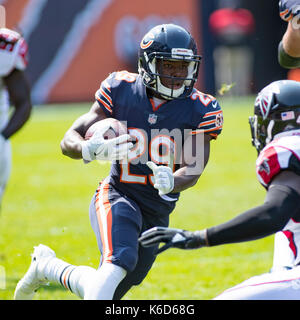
xmin=94 ymin=71 xmax=138 ymax=116
xmin=190 ymin=89 xmax=223 ymax=139
xmin=0 ymin=28 xmax=21 ymax=43
xmin=0 ymin=28 xmax=28 ymax=76
xmin=256 ymin=134 xmax=300 ymax=187
xmin=109 ymin=70 xmax=138 ymax=87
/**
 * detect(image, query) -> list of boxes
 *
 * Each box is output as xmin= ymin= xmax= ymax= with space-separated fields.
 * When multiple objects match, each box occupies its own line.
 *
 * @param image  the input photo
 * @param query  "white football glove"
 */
xmin=146 ymin=161 xmax=174 ymax=196
xmin=81 ymin=123 xmax=133 ymax=162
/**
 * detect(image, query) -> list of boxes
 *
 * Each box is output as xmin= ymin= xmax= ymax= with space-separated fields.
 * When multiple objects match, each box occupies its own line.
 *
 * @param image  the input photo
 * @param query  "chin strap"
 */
xmin=156 ymin=75 xmax=185 ymax=99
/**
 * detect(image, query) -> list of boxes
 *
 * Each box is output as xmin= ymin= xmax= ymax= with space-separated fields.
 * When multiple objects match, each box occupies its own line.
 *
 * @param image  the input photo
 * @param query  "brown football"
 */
xmin=85 ymin=118 xmax=128 ymax=140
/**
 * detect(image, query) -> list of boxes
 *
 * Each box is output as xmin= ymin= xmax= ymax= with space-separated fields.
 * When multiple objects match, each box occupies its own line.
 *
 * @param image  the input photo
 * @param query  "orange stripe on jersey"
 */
xmin=96 ymin=96 xmax=112 ymax=113
xmin=102 ymin=79 xmax=111 ymax=92
xmin=190 ymin=129 xmax=204 ymax=135
xmin=280 ymin=9 xmax=289 ymax=16
xmin=95 ymin=181 xmax=113 ymax=263
xmin=198 ymin=119 xmax=215 ymax=127
xmin=100 ymin=87 xmax=112 ymax=105
xmin=203 ymin=110 xmax=223 ymax=118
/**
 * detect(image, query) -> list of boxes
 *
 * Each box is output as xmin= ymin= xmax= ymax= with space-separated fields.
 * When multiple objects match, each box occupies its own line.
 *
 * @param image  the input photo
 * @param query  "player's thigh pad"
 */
xmin=89 ymin=180 xmax=143 ymax=272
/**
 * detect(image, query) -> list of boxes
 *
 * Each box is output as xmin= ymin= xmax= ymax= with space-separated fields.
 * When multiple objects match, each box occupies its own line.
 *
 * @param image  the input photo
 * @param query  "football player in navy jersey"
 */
xmin=14 ymin=24 xmax=223 ymax=300
xmin=278 ymin=0 xmax=300 ymax=68
xmin=140 ymin=80 xmax=300 ymax=300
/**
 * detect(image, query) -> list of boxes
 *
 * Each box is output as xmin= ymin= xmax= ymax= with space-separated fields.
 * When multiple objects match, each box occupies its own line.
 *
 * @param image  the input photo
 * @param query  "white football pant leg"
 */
xmin=83 ymin=263 xmax=127 ymax=300
xmin=214 ymin=266 xmax=300 ymax=300
xmin=272 ymin=231 xmax=295 ymax=271
xmin=0 ymin=139 xmax=11 ymax=202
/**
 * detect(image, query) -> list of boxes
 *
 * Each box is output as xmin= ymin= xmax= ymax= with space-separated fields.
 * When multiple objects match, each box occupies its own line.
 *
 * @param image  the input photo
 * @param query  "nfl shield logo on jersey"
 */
xmin=148 ymin=113 xmax=158 ymax=125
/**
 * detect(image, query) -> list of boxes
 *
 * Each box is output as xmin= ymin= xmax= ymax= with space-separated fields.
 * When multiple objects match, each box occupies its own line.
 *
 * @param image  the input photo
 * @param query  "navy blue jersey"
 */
xmin=95 ymin=70 xmax=223 ymax=217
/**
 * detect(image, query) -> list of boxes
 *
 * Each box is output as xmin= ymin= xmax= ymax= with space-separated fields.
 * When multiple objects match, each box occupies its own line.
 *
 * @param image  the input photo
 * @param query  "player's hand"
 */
xmin=81 ymin=123 xmax=133 ymax=162
xmin=139 ymin=226 xmax=208 ymax=254
xmin=146 ymin=161 xmax=174 ymax=195
xmin=279 ymin=0 xmax=300 ymax=21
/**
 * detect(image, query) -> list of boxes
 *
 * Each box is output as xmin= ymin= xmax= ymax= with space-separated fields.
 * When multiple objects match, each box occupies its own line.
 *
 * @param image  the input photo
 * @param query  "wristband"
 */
xmin=278 ymin=41 xmax=300 ymax=68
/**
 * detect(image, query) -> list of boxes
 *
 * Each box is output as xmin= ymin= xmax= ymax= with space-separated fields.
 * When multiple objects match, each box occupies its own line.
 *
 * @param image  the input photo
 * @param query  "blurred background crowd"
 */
xmin=1 ymin=0 xmax=292 ymax=104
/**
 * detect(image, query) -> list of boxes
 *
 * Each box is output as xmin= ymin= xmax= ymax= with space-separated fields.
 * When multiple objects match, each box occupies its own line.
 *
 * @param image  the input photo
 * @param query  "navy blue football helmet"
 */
xmin=138 ymin=24 xmax=201 ymax=100
xmin=249 ymin=80 xmax=300 ymax=153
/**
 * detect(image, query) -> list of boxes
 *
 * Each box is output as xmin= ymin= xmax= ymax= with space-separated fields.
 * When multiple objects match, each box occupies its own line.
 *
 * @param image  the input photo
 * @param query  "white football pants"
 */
xmin=214 ymin=265 xmax=300 ymax=300
xmin=214 ymin=232 xmax=300 ymax=300
xmin=0 ymin=139 xmax=11 ymax=202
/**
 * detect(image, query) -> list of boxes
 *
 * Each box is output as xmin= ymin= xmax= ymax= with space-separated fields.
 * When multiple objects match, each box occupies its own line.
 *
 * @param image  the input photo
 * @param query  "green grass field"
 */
xmin=0 ymin=96 xmax=273 ymax=300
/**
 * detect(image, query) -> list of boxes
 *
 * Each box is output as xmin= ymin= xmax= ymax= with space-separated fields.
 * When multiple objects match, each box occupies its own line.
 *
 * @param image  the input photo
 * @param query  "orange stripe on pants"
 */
xmin=95 ymin=181 xmax=113 ymax=263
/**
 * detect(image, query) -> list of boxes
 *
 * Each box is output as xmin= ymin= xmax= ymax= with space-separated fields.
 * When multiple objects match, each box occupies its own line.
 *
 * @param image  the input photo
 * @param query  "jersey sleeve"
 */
xmin=256 ymin=136 xmax=300 ymax=188
xmin=190 ymin=91 xmax=223 ymax=139
xmin=94 ymin=71 xmax=138 ymax=117
xmin=95 ymin=73 xmax=114 ymax=116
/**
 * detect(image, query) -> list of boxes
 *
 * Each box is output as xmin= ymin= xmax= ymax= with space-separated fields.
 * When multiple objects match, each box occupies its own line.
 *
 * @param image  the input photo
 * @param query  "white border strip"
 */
xmin=32 ymin=0 xmax=113 ymax=104
xmin=18 ymin=0 xmax=48 ymax=40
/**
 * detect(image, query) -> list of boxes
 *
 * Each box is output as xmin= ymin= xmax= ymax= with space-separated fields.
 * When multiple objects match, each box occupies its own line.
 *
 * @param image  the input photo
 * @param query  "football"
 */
xmin=85 ymin=118 xmax=128 ymax=140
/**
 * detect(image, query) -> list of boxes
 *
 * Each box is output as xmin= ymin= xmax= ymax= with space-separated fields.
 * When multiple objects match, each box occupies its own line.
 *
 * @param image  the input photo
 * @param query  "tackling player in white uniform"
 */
xmin=0 ymin=28 xmax=32 ymax=203
xmin=139 ymin=79 xmax=300 ymax=299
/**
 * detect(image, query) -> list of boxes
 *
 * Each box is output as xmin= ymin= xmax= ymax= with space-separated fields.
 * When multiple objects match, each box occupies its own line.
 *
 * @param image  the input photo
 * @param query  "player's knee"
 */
xmin=113 ymin=247 xmax=138 ymax=273
xmin=129 ymin=258 xmax=156 ymax=286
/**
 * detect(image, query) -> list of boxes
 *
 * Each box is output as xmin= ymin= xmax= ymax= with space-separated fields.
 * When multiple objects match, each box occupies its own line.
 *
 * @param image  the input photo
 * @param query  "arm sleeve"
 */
xmin=278 ymin=41 xmax=300 ymax=69
xmin=190 ymin=96 xmax=223 ymax=139
xmin=95 ymin=75 xmax=114 ymax=117
xmin=207 ymin=184 xmax=300 ymax=246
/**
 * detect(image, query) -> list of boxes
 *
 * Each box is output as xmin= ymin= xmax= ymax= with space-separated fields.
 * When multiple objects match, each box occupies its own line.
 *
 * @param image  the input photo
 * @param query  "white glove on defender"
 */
xmin=147 ymin=161 xmax=174 ymax=195
xmin=81 ymin=124 xmax=133 ymax=162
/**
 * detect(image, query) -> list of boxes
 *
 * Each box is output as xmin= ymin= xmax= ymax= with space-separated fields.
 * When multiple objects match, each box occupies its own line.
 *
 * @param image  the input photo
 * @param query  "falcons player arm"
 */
xmin=1 ymin=69 xmax=32 ymax=139
xmin=273 ymin=169 xmax=300 ymax=194
xmin=60 ymin=102 xmax=107 ymax=159
xmin=139 ymin=171 xmax=300 ymax=253
xmin=172 ymin=133 xmax=211 ymax=193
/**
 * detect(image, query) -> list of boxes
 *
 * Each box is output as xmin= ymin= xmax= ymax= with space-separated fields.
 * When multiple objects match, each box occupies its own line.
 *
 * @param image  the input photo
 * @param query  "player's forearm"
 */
xmin=1 ymin=101 xmax=32 ymax=139
xmin=206 ymin=185 xmax=299 ymax=246
xmin=60 ymin=130 xmax=84 ymax=159
xmin=282 ymin=22 xmax=300 ymax=57
xmin=279 ymin=21 xmax=300 ymax=68
xmin=172 ymin=166 xmax=199 ymax=193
